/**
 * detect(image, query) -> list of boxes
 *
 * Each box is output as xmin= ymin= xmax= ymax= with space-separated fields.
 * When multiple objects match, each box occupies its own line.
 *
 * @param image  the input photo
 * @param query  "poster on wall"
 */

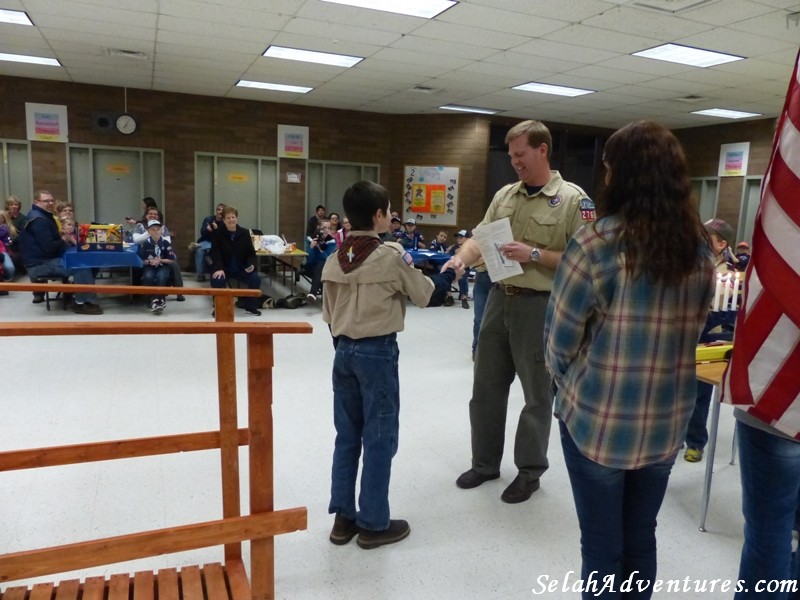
xmin=277 ymin=124 xmax=309 ymax=159
xmin=718 ymin=142 xmax=750 ymax=177
xmin=25 ymin=102 xmax=69 ymax=143
xmin=403 ymin=165 xmax=459 ymax=226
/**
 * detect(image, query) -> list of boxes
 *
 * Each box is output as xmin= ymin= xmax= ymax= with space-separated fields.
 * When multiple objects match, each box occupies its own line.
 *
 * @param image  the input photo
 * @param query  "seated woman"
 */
xmin=304 ymin=220 xmax=336 ymax=303
xmin=209 ymin=205 xmax=262 ymax=316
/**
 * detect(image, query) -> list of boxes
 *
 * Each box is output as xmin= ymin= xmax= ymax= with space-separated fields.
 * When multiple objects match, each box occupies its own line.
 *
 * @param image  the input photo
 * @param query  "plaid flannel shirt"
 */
xmin=545 ymin=216 xmax=715 ymax=469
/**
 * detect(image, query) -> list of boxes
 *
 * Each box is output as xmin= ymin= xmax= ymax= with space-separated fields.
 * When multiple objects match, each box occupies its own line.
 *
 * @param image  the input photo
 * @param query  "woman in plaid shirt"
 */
xmin=545 ymin=120 xmax=715 ymax=598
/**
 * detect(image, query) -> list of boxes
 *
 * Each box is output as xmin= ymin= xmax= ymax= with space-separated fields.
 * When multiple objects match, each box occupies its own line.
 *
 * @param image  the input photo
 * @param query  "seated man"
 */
xmin=209 ymin=205 xmax=262 ymax=316
xmin=19 ymin=190 xmax=103 ymax=315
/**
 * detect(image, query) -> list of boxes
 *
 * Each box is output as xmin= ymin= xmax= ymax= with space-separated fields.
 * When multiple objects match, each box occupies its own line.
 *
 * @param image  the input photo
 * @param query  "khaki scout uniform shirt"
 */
xmin=480 ymin=170 xmax=591 ymax=291
xmin=322 ymin=231 xmax=435 ymax=339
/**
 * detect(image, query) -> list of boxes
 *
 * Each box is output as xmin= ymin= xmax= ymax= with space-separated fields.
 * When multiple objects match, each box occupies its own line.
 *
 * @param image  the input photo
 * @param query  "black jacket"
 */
xmin=209 ymin=225 xmax=256 ymax=273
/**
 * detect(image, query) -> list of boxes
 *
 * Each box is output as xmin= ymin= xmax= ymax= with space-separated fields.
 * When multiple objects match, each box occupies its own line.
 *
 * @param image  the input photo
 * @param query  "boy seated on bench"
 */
xmin=138 ymin=219 xmax=175 ymax=315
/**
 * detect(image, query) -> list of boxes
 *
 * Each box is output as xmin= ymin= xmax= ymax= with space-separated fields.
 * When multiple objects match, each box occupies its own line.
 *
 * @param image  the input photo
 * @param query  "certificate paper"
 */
xmin=472 ymin=218 xmax=523 ymax=282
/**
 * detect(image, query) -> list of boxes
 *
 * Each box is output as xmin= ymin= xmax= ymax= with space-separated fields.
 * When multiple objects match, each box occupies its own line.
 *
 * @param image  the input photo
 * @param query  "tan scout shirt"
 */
xmin=322 ymin=231 xmax=435 ymax=339
xmin=480 ymin=170 xmax=591 ymax=291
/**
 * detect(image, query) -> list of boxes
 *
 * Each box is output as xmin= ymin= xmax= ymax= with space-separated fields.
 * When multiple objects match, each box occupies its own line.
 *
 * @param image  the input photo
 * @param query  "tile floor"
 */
xmin=1 ymin=274 xmax=745 ymax=599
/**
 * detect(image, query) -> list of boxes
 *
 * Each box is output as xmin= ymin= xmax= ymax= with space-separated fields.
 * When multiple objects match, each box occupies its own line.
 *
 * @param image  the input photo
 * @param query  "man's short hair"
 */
xmin=34 ymin=190 xmax=53 ymax=202
xmin=505 ymin=120 xmax=552 ymax=158
xmin=343 ymin=181 xmax=390 ymax=231
xmin=222 ymin=206 xmax=238 ymax=218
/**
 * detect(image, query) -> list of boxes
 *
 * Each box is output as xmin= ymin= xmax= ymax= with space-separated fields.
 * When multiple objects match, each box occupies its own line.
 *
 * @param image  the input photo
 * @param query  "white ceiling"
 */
xmin=1 ymin=0 xmax=798 ymax=129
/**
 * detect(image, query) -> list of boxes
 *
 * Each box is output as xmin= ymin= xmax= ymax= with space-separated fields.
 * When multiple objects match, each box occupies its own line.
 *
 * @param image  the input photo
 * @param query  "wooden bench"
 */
xmin=0 ymin=283 xmax=313 ymax=600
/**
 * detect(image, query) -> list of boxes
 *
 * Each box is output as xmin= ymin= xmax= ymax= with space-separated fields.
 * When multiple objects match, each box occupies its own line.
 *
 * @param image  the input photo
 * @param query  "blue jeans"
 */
xmin=458 ymin=268 xmax=470 ymax=298
xmin=1 ymin=250 xmax=15 ymax=280
xmin=560 ymin=421 xmax=675 ymax=599
xmin=27 ymin=258 xmax=98 ymax=304
xmin=685 ymin=381 xmax=713 ymax=450
xmin=210 ymin=266 xmax=261 ymax=310
xmin=735 ymin=420 xmax=800 ymax=600
xmin=329 ymin=334 xmax=399 ymax=531
xmin=471 ymin=270 xmax=491 ymax=352
xmin=194 ymin=241 xmax=211 ymax=276
xmin=142 ymin=264 xmax=171 ymax=302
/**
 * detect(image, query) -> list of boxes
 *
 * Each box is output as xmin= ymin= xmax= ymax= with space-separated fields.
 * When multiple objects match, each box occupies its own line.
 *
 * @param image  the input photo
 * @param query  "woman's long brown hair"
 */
xmin=596 ymin=120 xmax=708 ymax=287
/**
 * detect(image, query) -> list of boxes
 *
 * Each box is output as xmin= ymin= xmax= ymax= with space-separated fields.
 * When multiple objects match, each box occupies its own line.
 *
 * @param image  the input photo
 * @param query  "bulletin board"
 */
xmin=403 ymin=165 xmax=459 ymax=226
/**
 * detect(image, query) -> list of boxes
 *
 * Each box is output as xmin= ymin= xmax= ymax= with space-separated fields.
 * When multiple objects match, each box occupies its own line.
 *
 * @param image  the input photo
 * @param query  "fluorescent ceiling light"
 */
xmin=512 ymin=82 xmax=594 ymax=97
xmin=0 ymin=52 xmax=60 ymax=67
xmin=0 ymin=9 xmax=33 ymax=26
xmin=264 ymin=46 xmax=363 ymax=68
xmin=691 ymin=108 xmax=762 ymax=119
xmin=632 ymin=43 xmax=743 ymax=67
xmin=236 ymin=80 xmax=313 ymax=94
xmin=320 ymin=0 xmax=457 ymax=19
xmin=439 ymin=104 xmax=499 ymax=115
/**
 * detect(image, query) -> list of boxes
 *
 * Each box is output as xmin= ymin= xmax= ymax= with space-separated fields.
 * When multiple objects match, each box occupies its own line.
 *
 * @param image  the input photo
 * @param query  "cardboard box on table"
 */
xmin=78 ymin=224 xmax=124 ymax=251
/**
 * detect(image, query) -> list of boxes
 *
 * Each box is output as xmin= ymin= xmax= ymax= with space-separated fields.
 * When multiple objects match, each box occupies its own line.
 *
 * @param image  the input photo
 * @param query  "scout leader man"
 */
xmin=451 ymin=119 xmax=595 ymax=504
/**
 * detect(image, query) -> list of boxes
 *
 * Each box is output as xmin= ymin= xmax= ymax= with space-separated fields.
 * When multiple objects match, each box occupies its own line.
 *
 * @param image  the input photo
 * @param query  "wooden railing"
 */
xmin=0 ymin=283 xmax=312 ymax=600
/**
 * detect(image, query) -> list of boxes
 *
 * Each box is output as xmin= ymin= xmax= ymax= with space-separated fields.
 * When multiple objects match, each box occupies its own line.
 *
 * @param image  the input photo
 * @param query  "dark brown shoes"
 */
xmin=456 ymin=468 xmax=500 ymax=489
xmin=356 ymin=519 xmax=410 ymax=550
xmin=329 ymin=515 xmax=359 ymax=545
xmin=501 ymin=475 xmax=540 ymax=504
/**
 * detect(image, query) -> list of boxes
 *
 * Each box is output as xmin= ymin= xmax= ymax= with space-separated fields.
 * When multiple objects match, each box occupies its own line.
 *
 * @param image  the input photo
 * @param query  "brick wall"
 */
xmin=0 ymin=74 xmax=778 ymax=248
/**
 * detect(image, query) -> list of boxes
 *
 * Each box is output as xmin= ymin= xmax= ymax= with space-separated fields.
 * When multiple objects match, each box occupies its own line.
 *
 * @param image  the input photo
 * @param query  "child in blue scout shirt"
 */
xmin=322 ymin=181 xmax=462 ymax=550
xmin=429 ymin=230 xmax=449 ymax=253
xmin=138 ymin=220 xmax=176 ymax=314
xmin=400 ymin=218 xmax=424 ymax=250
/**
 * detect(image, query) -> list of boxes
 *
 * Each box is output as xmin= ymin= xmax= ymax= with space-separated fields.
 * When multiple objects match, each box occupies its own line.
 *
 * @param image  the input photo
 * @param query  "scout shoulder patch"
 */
xmin=580 ymin=197 xmax=596 ymax=221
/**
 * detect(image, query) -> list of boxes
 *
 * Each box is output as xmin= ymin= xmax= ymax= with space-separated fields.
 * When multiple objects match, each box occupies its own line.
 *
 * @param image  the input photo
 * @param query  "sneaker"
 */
xmin=32 ymin=293 xmax=45 ymax=304
xmin=176 ymin=295 xmax=186 ymax=302
xmin=461 ymin=298 xmax=470 ymax=309
xmin=151 ymin=300 xmax=164 ymax=315
xmin=684 ymin=448 xmax=703 ymax=463
xmin=443 ymin=296 xmax=454 ymax=307
xmin=196 ymin=274 xmax=206 ymax=282
xmin=356 ymin=519 xmax=410 ymax=550
xmin=306 ymin=293 xmax=317 ymax=304
xmin=329 ymin=515 xmax=359 ymax=545
xmin=73 ymin=302 xmax=103 ymax=315
xmin=243 ymin=307 xmax=262 ymax=316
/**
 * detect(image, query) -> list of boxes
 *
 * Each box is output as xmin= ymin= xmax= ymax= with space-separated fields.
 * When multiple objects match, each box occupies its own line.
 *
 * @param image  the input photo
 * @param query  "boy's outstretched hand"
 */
xmin=441 ymin=258 xmax=465 ymax=280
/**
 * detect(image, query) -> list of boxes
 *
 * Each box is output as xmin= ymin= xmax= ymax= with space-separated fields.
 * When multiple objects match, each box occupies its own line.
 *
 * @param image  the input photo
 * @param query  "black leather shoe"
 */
xmin=456 ymin=468 xmax=500 ymax=489
xmin=501 ymin=475 xmax=540 ymax=503
xmin=329 ymin=515 xmax=359 ymax=545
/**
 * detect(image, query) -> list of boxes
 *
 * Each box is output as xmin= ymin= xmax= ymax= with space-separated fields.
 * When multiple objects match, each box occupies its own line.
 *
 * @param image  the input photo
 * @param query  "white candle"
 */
xmin=731 ymin=272 xmax=740 ymax=311
xmin=712 ymin=273 xmax=722 ymax=312
xmin=721 ymin=274 xmax=731 ymax=312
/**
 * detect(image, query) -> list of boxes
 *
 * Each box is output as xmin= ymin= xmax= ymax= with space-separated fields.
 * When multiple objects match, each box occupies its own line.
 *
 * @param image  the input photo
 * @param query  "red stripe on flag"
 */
xmin=724 ymin=48 xmax=800 ymax=417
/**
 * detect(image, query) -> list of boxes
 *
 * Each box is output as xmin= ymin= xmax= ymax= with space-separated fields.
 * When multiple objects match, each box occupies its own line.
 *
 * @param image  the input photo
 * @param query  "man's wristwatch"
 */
xmin=530 ymin=247 xmax=541 ymax=263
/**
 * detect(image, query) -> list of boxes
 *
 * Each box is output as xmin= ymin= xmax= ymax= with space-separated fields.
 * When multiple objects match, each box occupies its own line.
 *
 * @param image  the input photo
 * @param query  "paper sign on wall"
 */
xmin=26 ymin=102 xmax=69 ymax=143
xmin=278 ymin=125 xmax=309 ymax=159
xmin=403 ymin=165 xmax=459 ymax=226
xmin=718 ymin=142 xmax=750 ymax=177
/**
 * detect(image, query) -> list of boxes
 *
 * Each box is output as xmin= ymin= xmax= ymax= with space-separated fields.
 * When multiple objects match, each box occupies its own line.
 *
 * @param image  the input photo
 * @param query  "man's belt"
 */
xmin=493 ymin=283 xmax=549 ymax=297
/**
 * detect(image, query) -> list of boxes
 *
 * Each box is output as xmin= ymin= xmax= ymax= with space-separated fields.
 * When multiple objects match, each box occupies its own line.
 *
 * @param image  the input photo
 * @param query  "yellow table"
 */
xmin=256 ymin=250 xmax=309 ymax=294
xmin=696 ymin=360 xmax=729 ymax=532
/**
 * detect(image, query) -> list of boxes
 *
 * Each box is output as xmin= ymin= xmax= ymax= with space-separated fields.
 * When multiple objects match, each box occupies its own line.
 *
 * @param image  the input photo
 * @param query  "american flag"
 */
xmin=721 ymin=48 xmax=800 ymax=439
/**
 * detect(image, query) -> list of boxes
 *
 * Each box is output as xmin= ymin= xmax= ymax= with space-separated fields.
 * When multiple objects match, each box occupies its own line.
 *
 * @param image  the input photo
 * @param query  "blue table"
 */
xmin=407 ymin=250 xmax=450 ymax=266
xmin=63 ymin=246 xmax=143 ymax=270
